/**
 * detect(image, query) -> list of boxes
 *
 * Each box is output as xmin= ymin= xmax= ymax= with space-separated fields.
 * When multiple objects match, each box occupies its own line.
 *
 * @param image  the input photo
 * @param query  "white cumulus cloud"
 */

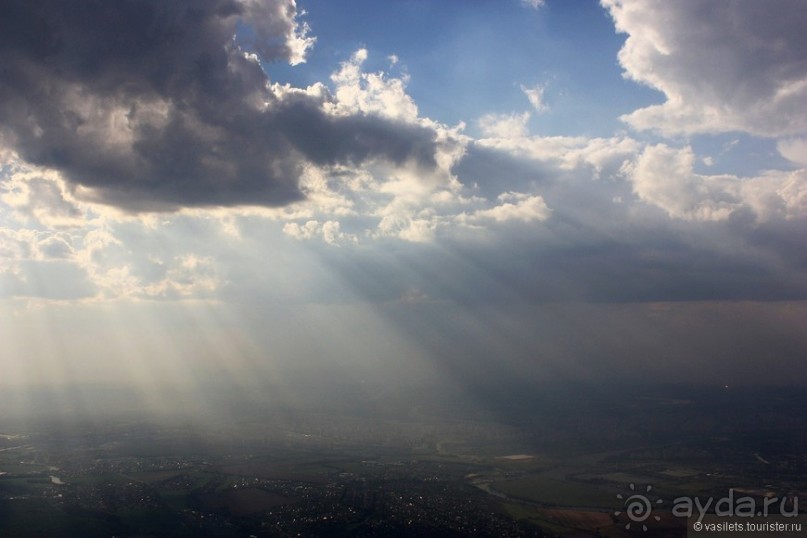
xmin=603 ymin=0 xmax=807 ymax=137
xmin=626 ymin=144 xmax=807 ymax=222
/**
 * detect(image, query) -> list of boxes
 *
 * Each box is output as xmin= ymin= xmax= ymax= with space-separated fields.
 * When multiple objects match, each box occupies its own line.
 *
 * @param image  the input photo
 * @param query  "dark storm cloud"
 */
xmin=271 ymin=97 xmax=438 ymax=169
xmin=0 ymin=0 xmax=439 ymax=210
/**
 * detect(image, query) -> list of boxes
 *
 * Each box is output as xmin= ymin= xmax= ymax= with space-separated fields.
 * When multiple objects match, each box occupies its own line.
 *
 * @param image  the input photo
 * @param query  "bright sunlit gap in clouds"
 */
xmin=1 ymin=0 xmax=807 ymax=429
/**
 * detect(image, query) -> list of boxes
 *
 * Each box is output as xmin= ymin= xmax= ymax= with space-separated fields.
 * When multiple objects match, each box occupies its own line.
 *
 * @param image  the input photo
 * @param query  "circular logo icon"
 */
xmin=615 ymin=483 xmax=663 ymax=531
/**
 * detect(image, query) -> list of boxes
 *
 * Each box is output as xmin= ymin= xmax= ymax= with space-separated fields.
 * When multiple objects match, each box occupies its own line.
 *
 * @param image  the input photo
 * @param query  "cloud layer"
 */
xmin=1 ymin=0 xmax=806 ymax=308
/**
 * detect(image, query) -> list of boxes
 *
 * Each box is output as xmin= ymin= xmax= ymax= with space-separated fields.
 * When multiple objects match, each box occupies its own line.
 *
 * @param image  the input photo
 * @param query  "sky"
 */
xmin=1 ymin=0 xmax=806 ymax=412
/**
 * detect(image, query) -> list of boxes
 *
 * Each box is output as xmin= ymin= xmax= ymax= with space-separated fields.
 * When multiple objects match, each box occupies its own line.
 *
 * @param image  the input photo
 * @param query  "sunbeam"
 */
xmin=1 ymin=0 xmax=806 ymax=535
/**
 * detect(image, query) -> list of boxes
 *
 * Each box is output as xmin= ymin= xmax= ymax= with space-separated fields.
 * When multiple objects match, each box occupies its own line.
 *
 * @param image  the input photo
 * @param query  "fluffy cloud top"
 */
xmin=464 ymin=192 xmax=551 ymax=224
xmin=603 ymin=0 xmax=807 ymax=136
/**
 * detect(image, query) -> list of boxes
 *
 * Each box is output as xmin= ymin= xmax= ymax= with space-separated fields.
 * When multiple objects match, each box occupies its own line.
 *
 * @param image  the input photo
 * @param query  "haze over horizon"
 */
xmin=1 ymin=0 xmax=806 ymax=420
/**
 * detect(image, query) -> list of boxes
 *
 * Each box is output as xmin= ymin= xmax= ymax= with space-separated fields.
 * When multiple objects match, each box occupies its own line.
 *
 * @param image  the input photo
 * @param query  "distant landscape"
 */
xmin=2 ymin=381 xmax=805 ymax=536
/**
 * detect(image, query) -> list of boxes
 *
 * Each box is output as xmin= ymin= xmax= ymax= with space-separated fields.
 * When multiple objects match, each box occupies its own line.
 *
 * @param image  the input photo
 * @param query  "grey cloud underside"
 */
xmin=0 ymin=0 xmax=438 ymax=210
xmin=664 ymin=2 xmax=807 ymax=101
xmin=125 ymin=217 xmax=765 ymax=306
xmin=316 ymin=227 xmax=807 ymax=304
xmin=451 ymin=144 xmax=552 ymax=197
xmin=310 ymin=143 xmax=807 ymax=304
